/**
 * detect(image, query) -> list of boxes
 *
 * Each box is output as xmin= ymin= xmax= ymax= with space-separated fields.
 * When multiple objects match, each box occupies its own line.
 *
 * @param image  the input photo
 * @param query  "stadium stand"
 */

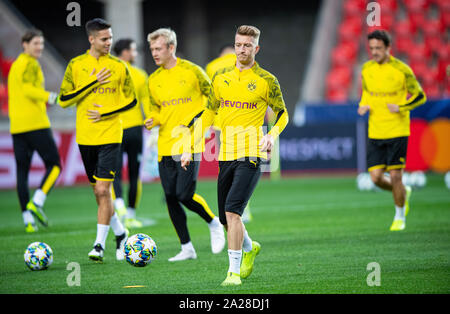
xmin=326 ymin=0 xmax=450 ymax=102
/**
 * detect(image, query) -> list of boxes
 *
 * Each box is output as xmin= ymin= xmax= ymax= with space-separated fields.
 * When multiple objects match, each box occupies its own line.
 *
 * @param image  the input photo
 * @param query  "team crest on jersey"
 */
xmin=247 ymin=80 xmax=257 ymax=91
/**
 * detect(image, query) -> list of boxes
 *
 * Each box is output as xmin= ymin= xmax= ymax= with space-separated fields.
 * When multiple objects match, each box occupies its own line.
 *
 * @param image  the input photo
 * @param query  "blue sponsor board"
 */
xmin=279 ymin=123 xmax=359 ymax=170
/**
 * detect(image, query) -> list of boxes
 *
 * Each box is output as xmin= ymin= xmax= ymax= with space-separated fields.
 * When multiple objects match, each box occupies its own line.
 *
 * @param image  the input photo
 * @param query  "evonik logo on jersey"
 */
xmin=220 ymin=98 xmax=257 ymax=109
xmin=91 ymin=87 xmax=117 ymax=94
xmin=161 ymin=97 xmax=192 ymax=107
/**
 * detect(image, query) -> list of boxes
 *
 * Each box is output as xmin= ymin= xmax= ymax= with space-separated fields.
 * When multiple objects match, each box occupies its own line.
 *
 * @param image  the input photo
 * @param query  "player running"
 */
xmin=8 ymin=29 xmax=61 ymax=232
xmin=182 ymin=25 xmax=289 ymax=286
xmin=59 ymin=18 xmax=136 ymax=261
xmin=358 ymin=30 xmax=427 ymax=231
xmin=144 ymin=28 xmax=225 ymax=262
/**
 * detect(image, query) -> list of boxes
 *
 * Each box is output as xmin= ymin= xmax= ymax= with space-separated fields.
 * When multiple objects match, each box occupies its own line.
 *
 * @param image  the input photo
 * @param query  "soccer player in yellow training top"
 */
xmin=144 ymin=28 xmax=225 ymax=262
xmin=59 ymin=18 xmax=137 ymax=262
xmin=358 ymin=30 xmax=426 ymax=231
xmin=112 ymin=38 xmax=151 ymax=229
xmin=8 ymin=29 xmax=61 ymax=233
xmin=182 ymin=25 xmax=289 ymax=286
xmin=205 ymin=45 xmax=236 ymax=79
xmin=205 ymin=45 xmax=257 ymax=223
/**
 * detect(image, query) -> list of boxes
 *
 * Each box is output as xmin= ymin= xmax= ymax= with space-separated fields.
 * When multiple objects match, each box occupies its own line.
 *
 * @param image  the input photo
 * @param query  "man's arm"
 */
xmin=388 ymin=64 xmax=427 ymax=113
xmin=180 ymin=81 xmax=219 ymax=169
xmin=143 ymin=78 xmax=162 ymax=130
xmin=21 ymin=60 xmax=52 ymax=103
xmin=358 ymin=74 xmax=370 ymax=116
xmin=87 ymin=64 xmax=137 ymax=121
xmin=59 ymin=65 xmax=111 ymax=108
xmin=263 ymin=77 xmax=289 ymax=153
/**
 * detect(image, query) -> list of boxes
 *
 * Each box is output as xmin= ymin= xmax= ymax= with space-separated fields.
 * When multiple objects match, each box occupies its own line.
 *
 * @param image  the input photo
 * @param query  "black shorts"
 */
xmin=78 ymin=143 xmax=121 ymax=184
xmin=217 ymin=158 xmax=261 ymax=225
xmin=367 ymin=136 xmax=408 ymax=172
xmin=158 ymin=154 xmax=201 ymax=200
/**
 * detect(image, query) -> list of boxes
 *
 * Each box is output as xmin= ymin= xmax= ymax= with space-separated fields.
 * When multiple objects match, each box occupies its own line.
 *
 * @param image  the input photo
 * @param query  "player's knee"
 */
xmin=225 ymin=210 xmax=241 ymax=225
xmin=389 ymin=170 xmax=403 ymax=184
xmin=94 ymin=184 xmax=110 ymax=199
xmin=370 ymin=171 xmax=384 ymax=185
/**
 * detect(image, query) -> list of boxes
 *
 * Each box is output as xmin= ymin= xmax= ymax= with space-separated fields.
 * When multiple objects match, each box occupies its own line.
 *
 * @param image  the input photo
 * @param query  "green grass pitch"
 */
xmin=0 ymin=174 xmax=449 ymax=294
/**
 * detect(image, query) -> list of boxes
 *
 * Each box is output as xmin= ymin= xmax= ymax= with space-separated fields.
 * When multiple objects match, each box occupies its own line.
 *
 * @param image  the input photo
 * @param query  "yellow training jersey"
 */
xmin=194 ymin=62 xmax=289 ymax=161
xmin=8 ymin=53 xmax=51 ymax=134
xmin=205 ymin=53 xmax=236 ymax=79
xmin=59 ymin=50 xmax=137 ymax=145
xmin=359 ymin=55 xmax=426 ymax=139
xmin=120 ymin=62 xmax=150 ymax=129
xmin=205 ymin=53 xmax=237 ymax=130
xmin=147 ymin=57 xmax=211 ymax=157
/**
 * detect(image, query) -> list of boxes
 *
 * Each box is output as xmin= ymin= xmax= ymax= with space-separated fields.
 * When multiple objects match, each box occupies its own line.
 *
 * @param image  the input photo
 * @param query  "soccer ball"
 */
xmin=356 ymin=172 xmax=375 ymax=191
xmin=124 ymin=233 xmax=157 ymax=267
xmin=445 ymin=172 xmax=450 ymax=189
xmin=24 ymin=242 xmax=53 ymax=271
xmin=409 ymin=171 xmax=427 ymax=188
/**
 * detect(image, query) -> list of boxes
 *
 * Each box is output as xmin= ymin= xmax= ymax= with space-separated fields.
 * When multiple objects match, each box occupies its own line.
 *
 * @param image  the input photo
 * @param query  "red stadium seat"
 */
xmin=338 ymin=16 xmax=363 ymax=41
xmin=377 ymin=0 xmax=398 ymax=12
xmin=0 ymin=58 xmax=13 ymax=80
xmin=326 ymin=87 xmax=350 ymax=103
xmin=0 ymin=83 xmax=8 ymax=117
xmin=342 ymin=0 xmax=366 ymax=16
xmin=422 ymin=18 xmax=445 ymax=36
xmin=409 ymin=60 xmax=429 ymax=80
xmin=403 ymin=0 xmax=431 ymax=11
xmin=408 ymin=11 xmax=427 ymax=30
xmin=423 ymin=83 xmax=442 ymax=99
xmin=377 ymin=12 xmax=395 ymax=30
xmin=437 ymin=59 xmax=450 ymax=82
xmin=421 ymin=65 xmax=439 ymax=86
xmin=326 ymin=66 xmax=353 ymax=90
xmin=425 ymin=35 xmax=446 ymax=55
xmin=408 ymin=42 xmax=432 ymax=62
xmin=395 ymin=37 xmax=415 ymax=55
xmin=434 ymin=0 xmax=450 ymax=11
xmin=393 ymin=19 xmax=416 ymax=37
xmin=436 ymin=42 xmax=450 ymax=60
xmin=440 ymin=10 xmax=450 ymax=28
xmin=331 ymin=41 xmax=359 ymax=66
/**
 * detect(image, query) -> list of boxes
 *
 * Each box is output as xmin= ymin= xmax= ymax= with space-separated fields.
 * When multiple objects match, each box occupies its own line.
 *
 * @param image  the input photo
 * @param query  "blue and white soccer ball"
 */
xmin=24 ymin=242 xmax=53 ymax=271
xmin=124 ymin=233 xmax=157 ymax=267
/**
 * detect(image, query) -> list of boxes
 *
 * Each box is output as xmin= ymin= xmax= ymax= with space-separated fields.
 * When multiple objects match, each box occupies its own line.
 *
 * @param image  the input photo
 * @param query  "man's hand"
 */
xmin=259 ymin=134 xmax=274 ymax=153
xmin=387 ymin=103 xmax=400 ymax=113
xmin=144 ymin=117 xmax=154 ymax=130
xmin=91 ymin=67 xmax=111 ymax=85
xmin=180 ymin=152 xmax=192 ymax=171
xmin=358 ymin=105 xmax=370 ymax=116
xmin=87 ymin=104 xmax=102 ymax=123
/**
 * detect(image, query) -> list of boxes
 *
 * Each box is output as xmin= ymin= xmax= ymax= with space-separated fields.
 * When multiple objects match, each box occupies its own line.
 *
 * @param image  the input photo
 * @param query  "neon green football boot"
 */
xmin=390 ymin=219 xmax=405 ymax=231
xmin=26 ymin=201 xmax=48 ymax=227
xmin=405 ymin=186 xmax=412 ymax=217
xmin=240 ymin=241 xmax=261 ymax=279
xmin=220 ymin=272 xmax=242 ymax=286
